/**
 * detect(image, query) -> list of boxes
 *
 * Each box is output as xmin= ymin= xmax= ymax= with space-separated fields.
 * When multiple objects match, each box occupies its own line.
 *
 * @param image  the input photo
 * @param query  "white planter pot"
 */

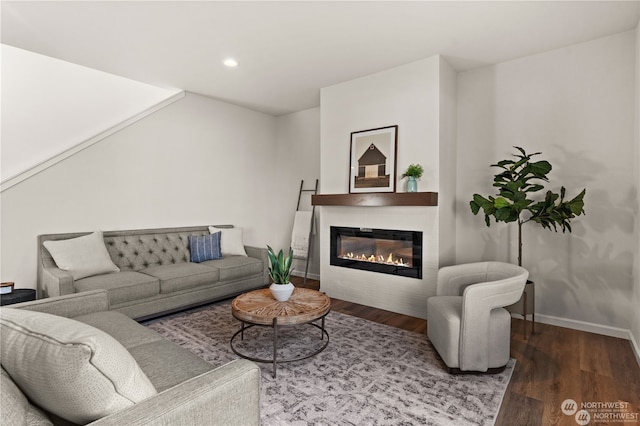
xmin=269 ymin=282 xmax=294 ymax=302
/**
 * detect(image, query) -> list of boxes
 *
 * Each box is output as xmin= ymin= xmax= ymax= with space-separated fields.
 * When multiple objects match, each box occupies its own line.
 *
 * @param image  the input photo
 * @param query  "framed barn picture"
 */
xmin=349 ymin=125 xmax=398 ymax=193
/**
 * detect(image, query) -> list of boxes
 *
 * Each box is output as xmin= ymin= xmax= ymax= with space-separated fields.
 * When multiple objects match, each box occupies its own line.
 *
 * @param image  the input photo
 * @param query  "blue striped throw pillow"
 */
xmin=188 ymin=232 xmax=222 ymax=263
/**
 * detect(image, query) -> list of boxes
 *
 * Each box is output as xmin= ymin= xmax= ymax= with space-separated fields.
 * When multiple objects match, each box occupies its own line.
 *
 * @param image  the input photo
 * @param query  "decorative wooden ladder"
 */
xmin=293 ymin=179 xmax=318 ymax=285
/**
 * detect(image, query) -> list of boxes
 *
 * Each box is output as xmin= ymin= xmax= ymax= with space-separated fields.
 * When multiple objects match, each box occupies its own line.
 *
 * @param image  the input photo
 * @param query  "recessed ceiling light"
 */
xmin=223 ymin=58 xmax=238 ymax=68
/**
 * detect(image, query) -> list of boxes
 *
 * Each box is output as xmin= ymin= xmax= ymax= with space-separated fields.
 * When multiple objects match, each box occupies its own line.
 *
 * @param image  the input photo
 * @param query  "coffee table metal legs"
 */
xmin=273 ymin=318 xmax=278 ymax=377
xmin=230 ymin=316 xmax=330 ymax=378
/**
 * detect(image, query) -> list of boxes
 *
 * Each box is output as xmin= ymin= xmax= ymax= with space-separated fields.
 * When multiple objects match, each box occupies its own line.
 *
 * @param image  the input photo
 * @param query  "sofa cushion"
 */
xmin=141 ymin=263 xmax=219 ymax=294
xmin=0 ymin=309 xmax=157 ymax=425
xmin=61 ymin=309 xmax=212 ymax=393
xmin=73 ymin=311 xmax=164 ymax=350
xmin=209 ymin=226 xmax=248 ymax=256
xmin=202 ymin=256 xmax=263 ymax=281
xmin=1 ymin=367 xmax=53 ymax=426
xmin=426 ymin=296 xmax=462 ymax=368
xmin=43 ymin=231 xmax=120 ymax=280
xmin=127 ymin=340 xmax=214 ymax=393
xmin=189 ymin=232 xmax=222 ymax=263
xmin=74 ymin=271 xmax=160 ymax=306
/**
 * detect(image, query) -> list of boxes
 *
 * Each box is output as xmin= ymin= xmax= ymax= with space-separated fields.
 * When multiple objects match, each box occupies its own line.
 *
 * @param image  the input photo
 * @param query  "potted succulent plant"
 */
xmin=267 ymin=245 xmax=295 ymax=301
xmin=401 ymin=163 xmax=424 ymax=192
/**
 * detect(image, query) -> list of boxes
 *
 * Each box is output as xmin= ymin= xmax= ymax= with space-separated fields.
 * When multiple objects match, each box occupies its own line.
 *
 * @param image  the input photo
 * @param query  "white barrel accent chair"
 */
xmin=427 ymin=261 xmax=529 ymax=373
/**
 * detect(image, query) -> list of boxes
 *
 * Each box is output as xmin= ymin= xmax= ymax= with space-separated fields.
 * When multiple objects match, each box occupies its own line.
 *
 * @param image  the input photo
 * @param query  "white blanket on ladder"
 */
xmin=291 ymin=211 xmax=313 ymax=259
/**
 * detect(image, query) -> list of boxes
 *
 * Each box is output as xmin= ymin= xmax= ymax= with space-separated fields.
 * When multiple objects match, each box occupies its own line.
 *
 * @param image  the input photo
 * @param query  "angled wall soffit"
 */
xmin=1 ymin=91 xmax=185 ymax=192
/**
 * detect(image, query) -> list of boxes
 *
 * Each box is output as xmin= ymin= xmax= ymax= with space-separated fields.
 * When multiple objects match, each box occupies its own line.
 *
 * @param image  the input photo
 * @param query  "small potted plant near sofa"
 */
xmin=267 ymin=245 xmax=294 ymax=301
xmin=402 ymin=163 xmax=424 ymax=192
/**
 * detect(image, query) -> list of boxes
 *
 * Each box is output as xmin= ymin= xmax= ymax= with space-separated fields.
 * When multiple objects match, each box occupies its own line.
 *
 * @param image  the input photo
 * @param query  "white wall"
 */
xmin=319 ymin=55 xmax=455 ymax=319
xmin=321 ymin=57 xmax=442 ymax=196
xmin=275 ymin=107 xmax=321 ymax=279
xmin=0 ymin=92 xmax=283 ymax=291
xmin=438 ymin=58 xmax=458 ymax=267
xmin=1 ymin=45 xmax=181 ymax=184
xmin=633 ymin=21 xmax=640 ymax=361
xmin=456 ymin=31 xmax=636 ymax=335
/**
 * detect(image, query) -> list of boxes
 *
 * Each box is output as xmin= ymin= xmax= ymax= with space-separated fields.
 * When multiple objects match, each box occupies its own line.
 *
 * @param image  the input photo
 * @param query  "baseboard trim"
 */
xmin=630 ymin=331 xmax=640 ymax=368
xmin=535 ymin=313 xmax=630 ymax=339
xmin=1 ymin=90 xmax=185 ymax=192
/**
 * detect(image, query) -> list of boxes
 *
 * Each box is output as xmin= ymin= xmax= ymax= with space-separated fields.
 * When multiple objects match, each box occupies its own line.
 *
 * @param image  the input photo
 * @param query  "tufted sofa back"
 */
xmin=104 ymin=231 xmax=208 ymax=271
xmin=39 ymin=226 xmax=217 ymax=272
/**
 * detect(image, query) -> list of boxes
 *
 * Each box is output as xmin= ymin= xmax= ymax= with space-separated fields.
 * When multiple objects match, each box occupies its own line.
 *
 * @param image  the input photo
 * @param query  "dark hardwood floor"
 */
xmin=291 ymin=276 xmax=640 ymax=426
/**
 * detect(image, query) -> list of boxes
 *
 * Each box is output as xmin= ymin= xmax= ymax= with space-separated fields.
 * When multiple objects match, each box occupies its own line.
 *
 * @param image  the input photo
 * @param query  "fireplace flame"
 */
xmin=341 ymin=252 xmax=410 ymax=267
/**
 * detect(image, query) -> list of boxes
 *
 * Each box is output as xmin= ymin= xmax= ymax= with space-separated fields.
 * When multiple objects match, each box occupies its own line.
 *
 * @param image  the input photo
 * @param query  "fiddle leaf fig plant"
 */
xmin=266 ymin=245 xmax=294 ymax=284
xmin=469 ymin=146 xmax=586 ymax=266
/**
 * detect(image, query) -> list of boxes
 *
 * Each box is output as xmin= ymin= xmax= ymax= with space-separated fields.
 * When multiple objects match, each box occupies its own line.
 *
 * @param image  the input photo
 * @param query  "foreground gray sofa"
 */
xmin=38 ymin=226 xmax=269 ymax=320
xmin=1 ymin=290 xmax=260 ymax=425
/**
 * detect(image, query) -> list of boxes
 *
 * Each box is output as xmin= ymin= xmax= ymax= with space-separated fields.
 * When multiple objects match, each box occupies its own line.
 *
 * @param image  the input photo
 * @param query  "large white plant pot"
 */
xmin=269 ymin=282 xmax=294 ymax=302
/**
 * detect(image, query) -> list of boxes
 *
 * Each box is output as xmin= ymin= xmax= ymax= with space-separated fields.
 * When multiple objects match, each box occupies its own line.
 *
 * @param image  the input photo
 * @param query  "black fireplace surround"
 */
xmin=330 ymin=226 xmax=422 ymax=279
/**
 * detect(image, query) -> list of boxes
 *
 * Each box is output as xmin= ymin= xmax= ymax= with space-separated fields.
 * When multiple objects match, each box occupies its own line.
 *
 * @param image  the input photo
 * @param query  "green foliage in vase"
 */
xmin=469 ymin=146 xmax=586 ymax=266
xmin=402 ymin=164 xmax=424 ymax=179
xmin=267 ymin=245 xmax=293 ymax=284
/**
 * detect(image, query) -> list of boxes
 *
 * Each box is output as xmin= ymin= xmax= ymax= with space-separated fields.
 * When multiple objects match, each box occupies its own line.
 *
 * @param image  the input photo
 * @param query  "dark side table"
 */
xmin=0 ymin=289 xmax=36 ymax=306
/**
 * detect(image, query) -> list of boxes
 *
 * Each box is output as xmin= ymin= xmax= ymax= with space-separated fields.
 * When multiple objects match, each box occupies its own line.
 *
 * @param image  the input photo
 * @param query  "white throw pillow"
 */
xmin=0 ymin=309 xmax=157 ymax=424
xmin=208 ymin=226 xmax=247 ymax=256
xmin=43 ymin=231 xmax=120 ymax=280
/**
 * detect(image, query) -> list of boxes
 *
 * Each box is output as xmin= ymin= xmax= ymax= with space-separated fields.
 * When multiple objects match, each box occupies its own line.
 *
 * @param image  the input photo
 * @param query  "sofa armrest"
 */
xmin=39 ymin=266 xmax=75 ymax=297
xmin=244 ymin=245 xmax=266 ymax=261
xmin=11 ymin=290 xmax=109 ymax=318
xmin=244 ymin=246 xmax=269 ymax=285
xmin=90 ymin=359 xmax=261 ymax=426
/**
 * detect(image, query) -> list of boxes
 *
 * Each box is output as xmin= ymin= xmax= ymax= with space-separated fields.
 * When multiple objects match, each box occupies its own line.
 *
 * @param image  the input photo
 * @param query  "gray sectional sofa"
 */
xmin=38 ymin=226 xmax=269 ymax=319
xmin=1 ymin=290 xmax=260 ymax=425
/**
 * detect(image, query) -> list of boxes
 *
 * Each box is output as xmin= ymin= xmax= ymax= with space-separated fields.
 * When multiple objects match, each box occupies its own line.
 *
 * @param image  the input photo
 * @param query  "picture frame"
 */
xmin=349 ymin=125 xmax=398 ymax=193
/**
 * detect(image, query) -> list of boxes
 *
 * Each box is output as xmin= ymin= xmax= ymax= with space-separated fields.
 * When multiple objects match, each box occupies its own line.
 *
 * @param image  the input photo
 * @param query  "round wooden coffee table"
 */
xmin=231 ymin=288 xmax=330 ymax=377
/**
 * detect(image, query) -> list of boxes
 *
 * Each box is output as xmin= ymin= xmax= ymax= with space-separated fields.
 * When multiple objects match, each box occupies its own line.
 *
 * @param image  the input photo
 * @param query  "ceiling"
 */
xmin=2 ymin=1 xmax=639 ymax=116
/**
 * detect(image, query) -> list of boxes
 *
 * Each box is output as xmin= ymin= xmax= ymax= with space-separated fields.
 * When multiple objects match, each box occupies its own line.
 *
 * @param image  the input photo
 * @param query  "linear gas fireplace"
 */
xmin=330 ymin=226 xmax=422 ymax=279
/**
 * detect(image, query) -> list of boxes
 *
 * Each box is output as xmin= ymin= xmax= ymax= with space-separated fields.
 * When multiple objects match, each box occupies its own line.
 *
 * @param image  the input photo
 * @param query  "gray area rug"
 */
xmin=144 ymin=300 xmax=513 ymax=425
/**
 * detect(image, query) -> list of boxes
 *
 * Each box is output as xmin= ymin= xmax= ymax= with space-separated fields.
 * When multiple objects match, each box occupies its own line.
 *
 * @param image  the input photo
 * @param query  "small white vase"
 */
xmin=269 ymin=282 xmax=295 ymax=302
